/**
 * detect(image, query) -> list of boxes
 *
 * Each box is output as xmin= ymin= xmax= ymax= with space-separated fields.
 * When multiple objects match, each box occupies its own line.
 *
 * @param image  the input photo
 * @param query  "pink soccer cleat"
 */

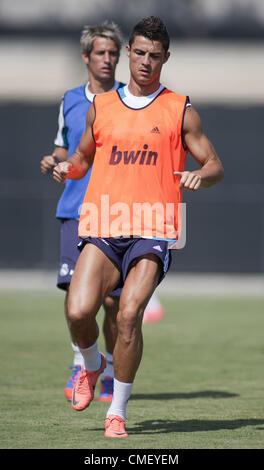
xmin=72 ymin=353 xmax=106 ymax=411
xmin=104 ymin=414 xmax=128 ymax=438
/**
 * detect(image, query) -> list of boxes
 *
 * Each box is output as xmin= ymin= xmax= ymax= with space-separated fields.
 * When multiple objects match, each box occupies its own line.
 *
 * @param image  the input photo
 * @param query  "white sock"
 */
xmin=106 ymin=378 xmax=133 ymax=420
xmin=80 ymin=341 xmax=101 ymax=371
xmin=101 ymin=351 xmax=114 ymax=380
xmin=71 ymin=342 xmax=84 ymax=367
xmin=145 ymin=292 xmax=161 ymax=310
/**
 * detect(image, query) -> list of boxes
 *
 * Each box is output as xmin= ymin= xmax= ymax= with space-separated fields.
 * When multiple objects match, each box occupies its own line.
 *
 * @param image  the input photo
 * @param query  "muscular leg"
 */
xmin=64 ymin=289 xmax=84 ymax=367
xmin=64 ymin=255 xmax=119 ymax=401
xmin=114 ymin=254 xmax=162 ymax=383
xmin=66 ymin=287 xmax=119 ymax=359
xmin=67 ymin=243 xmax=120 ymax=349
xmin=102 ymin=296 xmax=119 ymax=354
xmin=99 ymin=296 xmax=119 ymax=399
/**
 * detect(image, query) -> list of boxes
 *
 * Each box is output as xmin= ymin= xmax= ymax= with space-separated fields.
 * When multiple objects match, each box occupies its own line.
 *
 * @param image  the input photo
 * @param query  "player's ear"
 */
xmin=163 ymin=51 xmax=170 ymax=64
xmin=82 ymin=53 xmax=89 ymax=65
xmin=126 ymin=45 xmax=131 ymax=58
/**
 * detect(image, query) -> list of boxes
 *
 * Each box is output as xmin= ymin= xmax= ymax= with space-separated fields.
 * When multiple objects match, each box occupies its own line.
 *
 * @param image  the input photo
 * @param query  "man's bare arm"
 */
xmin=175 ymin=107 xmax=224 ymax=191
xmin=53 ymin=105 xmax=96 ymax=183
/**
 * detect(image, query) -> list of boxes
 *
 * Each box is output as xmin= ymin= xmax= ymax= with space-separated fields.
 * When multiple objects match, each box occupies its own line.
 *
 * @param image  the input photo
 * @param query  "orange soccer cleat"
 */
xmin=72 ymin=353 xmax=106 ymax=411
xmin=104 ymin=414 xmax=128 ymax=438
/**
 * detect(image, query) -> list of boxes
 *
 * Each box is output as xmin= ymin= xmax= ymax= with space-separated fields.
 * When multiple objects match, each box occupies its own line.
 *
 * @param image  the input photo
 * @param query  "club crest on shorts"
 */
xmin=60 ymin=263 xmax=69 ymax=276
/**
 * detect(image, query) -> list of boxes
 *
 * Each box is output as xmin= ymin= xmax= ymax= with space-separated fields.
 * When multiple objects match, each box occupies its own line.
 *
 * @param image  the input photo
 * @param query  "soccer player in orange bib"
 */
xmin=53 ymin=16 xmax=224 ymax=438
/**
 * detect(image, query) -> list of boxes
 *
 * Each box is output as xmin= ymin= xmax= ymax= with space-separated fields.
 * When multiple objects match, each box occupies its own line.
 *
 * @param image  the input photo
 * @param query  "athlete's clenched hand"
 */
xmin=174 ymin=171 xmax=202 ymax=191
xmin=40 ymin=155 xmax=57 ymax=175
xmin=53 ymin=161 xmax=72 ymax=184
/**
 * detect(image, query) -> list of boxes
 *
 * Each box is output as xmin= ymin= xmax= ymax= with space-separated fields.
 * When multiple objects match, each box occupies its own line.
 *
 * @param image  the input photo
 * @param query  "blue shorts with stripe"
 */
xmin=78 ymin=236 xmax=171 ymax=291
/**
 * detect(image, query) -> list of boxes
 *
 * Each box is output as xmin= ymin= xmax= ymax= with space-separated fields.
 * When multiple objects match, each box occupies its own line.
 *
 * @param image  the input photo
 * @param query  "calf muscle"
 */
xmin=67 ymin=243 xmax=120 ymax=348
xmin=114 ymin=254 xmax=161 ymax=382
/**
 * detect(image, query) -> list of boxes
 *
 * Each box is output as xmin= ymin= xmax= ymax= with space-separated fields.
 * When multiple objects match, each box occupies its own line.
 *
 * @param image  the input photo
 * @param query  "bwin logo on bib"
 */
xmin=109 ymin=145 xmax=158 ymax=166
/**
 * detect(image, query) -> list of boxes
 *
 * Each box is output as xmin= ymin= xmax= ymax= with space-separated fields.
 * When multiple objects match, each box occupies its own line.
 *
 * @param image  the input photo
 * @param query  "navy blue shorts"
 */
xmin=57 ymin=219 xmax=121 ymax=296
xmin=78 ymin=236 xmax=171 ymax=291
xmin=57 ymin=219 xmax=79 ymax=290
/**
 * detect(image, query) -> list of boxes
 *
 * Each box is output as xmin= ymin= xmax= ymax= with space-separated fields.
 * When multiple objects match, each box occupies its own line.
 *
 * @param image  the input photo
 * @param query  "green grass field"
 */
xmin=1 ymin=290 xmax=264 ymax=450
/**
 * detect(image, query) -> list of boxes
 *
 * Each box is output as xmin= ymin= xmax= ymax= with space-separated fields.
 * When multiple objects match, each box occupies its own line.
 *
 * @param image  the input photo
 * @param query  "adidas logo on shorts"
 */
xmin=153 ymin=245 xmax=163 ymax=252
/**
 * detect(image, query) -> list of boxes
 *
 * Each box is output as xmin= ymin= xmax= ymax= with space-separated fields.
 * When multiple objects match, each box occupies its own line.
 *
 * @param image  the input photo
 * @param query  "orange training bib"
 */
xmin=78 ymin=88 xmax=188 ymax=242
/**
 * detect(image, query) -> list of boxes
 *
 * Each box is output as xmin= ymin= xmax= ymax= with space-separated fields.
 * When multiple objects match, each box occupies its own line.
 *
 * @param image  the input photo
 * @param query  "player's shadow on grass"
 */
xmin=130 ymin=390 xmax=238 ymax=400
xmin=130 ymin=418 xmax=264 ymax=435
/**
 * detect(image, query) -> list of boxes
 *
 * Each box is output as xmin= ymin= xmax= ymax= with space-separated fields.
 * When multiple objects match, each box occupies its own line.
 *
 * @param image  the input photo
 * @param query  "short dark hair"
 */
xmin=129 ymin=16 xmax=170 ymax=53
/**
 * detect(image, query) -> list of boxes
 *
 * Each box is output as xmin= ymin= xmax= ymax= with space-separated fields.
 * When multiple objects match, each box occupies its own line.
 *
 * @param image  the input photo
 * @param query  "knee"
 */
xmin=103 ymin=295 xmax=119 ymax=315
xmin=66 ymin=295 xmax=90 ymax=327
xmin=117 ymin=303 xmax=143 ymax=345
